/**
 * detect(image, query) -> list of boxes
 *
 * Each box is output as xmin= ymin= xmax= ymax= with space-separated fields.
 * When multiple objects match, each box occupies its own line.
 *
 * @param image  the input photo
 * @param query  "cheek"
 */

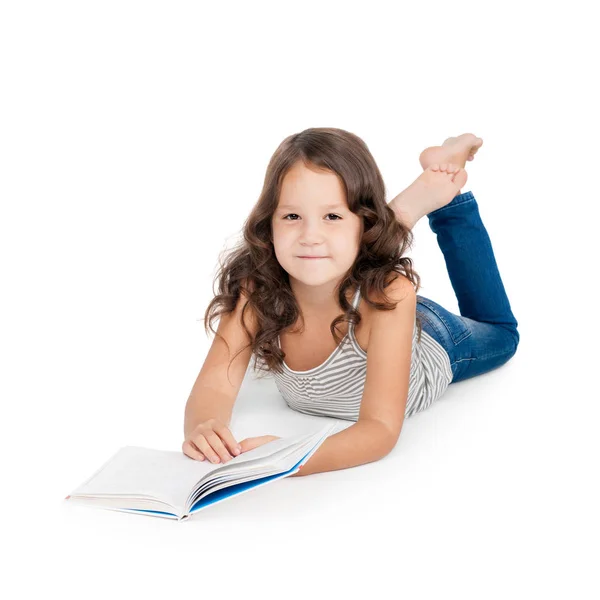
xmin=272 ymin=233 xmax=293 ymax=260
xmin=272 ymin=230 xmax=289 ymax=249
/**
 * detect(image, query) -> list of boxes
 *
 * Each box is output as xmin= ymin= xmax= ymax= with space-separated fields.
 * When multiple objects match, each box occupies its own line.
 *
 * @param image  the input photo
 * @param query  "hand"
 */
xmin=238 ymin=435 xmax=281 ymax=454
xmin=182 ymin=418 xmax=242 ymax=464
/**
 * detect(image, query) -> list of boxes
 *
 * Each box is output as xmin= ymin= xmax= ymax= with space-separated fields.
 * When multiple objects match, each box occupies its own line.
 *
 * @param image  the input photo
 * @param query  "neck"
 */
xmin=290 ymin=280 xmax=356 ymax=319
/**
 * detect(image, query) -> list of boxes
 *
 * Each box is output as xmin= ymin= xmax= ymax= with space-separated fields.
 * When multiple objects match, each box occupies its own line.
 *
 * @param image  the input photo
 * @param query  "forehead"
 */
xmin=278 ymin=161 xmax=347 ymax=209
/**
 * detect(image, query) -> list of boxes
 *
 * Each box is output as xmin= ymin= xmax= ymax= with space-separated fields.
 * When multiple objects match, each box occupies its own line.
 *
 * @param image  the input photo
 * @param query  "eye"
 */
xmin=282 ymin=213 xmax=342 ymax=221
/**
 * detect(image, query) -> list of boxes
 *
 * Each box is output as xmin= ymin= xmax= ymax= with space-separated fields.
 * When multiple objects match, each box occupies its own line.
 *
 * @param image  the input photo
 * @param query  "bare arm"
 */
xmin=183 ymin=282 xmax=257 ymax=439
xmin=290 ymin=419 xmax=395 ymax=477
xmin=291 ymin=275 xmax=415 ymax=477
xmin=184 ymin=386 xmax=238 ymax=440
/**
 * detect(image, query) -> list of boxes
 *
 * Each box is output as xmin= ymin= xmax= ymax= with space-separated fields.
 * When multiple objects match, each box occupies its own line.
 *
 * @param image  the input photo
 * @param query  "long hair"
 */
xmin=203 ymin=127 xmax=423 ymax=382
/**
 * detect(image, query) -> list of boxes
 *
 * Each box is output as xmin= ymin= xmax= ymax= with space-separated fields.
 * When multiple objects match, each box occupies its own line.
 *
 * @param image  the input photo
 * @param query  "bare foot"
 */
xmin=419 ymin=133 xmax=483 ymax=172
xmin=388 ymin=164 xmax=468 ymax=229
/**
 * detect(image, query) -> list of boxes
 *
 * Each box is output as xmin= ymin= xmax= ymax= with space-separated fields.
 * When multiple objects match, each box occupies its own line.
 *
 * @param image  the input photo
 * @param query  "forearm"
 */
xmin=290 ymin=419 xmax=394 ymax=477
xmin=183 ymin=388 xmax=233 ymax=439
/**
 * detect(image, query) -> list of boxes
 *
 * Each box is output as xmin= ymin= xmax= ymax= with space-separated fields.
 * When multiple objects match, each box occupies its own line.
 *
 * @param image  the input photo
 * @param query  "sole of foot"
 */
xmin=390 ymin=163 xmax=468 ymax=229
xmin=419 ymin=133 xmax=483 ymax=171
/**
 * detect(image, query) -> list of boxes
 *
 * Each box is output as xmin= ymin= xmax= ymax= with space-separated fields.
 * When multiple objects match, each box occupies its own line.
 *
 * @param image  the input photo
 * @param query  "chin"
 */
xmin=289 ymin=271 xmax=342 ymax=287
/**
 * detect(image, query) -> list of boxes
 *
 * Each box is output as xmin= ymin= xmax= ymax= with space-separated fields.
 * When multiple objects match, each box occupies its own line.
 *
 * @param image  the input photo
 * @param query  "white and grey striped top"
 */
xmin=269 ymin=286 xmax=453 ymax=421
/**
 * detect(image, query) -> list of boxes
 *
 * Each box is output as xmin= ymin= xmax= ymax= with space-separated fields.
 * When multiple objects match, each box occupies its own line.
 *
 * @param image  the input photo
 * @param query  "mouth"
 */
xmin=297 ymin=256 xmax=329 ymax=260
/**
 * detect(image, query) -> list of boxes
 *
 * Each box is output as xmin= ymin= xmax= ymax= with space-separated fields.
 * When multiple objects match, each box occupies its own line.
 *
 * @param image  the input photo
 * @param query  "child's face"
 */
xmin=271 ymin=161 xmax=363 ymax=290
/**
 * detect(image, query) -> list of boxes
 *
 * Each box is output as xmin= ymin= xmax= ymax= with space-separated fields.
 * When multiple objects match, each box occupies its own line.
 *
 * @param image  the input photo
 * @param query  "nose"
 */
xmin=298 ymin=219 xmax=326 ymax=244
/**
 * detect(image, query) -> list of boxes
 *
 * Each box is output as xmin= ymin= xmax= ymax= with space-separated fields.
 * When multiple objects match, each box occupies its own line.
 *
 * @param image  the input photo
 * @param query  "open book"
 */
xmin=64 ymin=423 xmax=338 ymax=521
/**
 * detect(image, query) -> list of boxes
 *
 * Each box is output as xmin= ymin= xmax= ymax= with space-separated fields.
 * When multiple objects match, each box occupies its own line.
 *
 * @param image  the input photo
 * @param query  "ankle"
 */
xmin=388 ymin=197 xmax=417 ymax=229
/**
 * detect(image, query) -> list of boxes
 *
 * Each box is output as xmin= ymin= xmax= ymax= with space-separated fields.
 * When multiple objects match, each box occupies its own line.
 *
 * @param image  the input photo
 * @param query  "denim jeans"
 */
xmin=415 ymin=190 xmax=520 ymax=384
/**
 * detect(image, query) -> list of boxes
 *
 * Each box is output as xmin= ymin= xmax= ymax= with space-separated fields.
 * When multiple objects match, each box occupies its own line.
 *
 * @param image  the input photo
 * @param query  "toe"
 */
xmin=440 ymin=163 xmax=447 ymax=171
xmin=453 ymin=168 xmax=468 ymax=189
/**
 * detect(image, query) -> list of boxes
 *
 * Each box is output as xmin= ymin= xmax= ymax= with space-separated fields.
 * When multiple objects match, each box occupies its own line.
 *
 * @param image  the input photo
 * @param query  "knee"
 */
xmin=495 ymin=323 xmax=520 ymax=361
xmin=513 ymin=326 xmax=520 ymax=349
xmin=506 ymin=326 xmax=520 ymax=359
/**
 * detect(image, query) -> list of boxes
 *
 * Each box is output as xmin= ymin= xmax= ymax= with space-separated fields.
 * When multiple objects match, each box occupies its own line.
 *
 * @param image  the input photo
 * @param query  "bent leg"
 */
xmin=417 ymin=296 xmax=519 ymax=383
xmin=416 ymin=190 xmax=520 ymax=383
xmin=427 ymin=191 xmax=519 ymax=338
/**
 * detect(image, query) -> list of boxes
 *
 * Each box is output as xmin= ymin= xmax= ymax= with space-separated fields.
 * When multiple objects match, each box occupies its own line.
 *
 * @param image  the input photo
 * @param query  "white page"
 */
xmin=70 ymin=446 xmax=218 ymax=511
xmin=190 ymin=435 xmax=318 ymax=501
xmin=69 ymin=423 xmax=336 ymax=512
xmin=188 ymin=425 xmax=336 ymax=505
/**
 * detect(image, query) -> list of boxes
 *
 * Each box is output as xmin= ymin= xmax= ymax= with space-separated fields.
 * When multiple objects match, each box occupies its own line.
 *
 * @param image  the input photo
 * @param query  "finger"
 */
xmin=206 ymin=432 xmax=234 ymax=464
xmin=182 ymin=440 xmax=205 ymax=462
xmin=239 ymin=436 xmax=266 ymax=453
xmin=215 ymin=424 xmax=242 ymax=457
xmin=242 ymin=439 xmax=258 ymax=452
xmin=192 ymin=435 xmax=222 ymax=464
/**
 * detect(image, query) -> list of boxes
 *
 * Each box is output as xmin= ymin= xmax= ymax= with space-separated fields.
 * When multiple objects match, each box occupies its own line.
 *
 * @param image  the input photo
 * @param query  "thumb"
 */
xmin=239 ymin=435 xmax=279 ymax=453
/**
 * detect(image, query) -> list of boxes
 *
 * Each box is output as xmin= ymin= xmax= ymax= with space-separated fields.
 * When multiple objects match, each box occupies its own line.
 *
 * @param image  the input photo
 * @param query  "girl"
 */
xmin=182 ymin=129 xmax=519 ymax=476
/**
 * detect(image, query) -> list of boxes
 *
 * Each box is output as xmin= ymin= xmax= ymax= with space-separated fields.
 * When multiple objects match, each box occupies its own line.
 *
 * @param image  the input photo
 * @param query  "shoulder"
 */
xmin=373 ymin=272 xmax=416 ymax=305
xmin=363 ymin=273 xmax=416 ymax=346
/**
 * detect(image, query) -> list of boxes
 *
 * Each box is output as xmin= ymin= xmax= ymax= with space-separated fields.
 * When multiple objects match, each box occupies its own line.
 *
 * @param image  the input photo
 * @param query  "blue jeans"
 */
xmin=415 ymin=190 xmax=520 ymax=383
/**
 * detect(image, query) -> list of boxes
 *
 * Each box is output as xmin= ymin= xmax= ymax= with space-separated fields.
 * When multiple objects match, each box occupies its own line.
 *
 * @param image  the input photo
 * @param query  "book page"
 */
xmin=70 ymin=446 xmax=220 ymax=512
xmin=68 ymin=423 xmax=337 ymax=513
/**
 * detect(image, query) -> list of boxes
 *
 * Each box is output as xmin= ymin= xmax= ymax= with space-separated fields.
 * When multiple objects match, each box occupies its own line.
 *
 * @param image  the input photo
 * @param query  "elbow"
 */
xmin=380 ymin=436 xmax=400 ymax=458
xmin=374 ymin=421 xmax=403 ymax=457
xmin=357 ymin=418 xmax=403 ymax=462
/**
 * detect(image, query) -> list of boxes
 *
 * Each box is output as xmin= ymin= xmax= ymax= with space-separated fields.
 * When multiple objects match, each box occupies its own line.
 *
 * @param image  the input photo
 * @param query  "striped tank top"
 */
xmin=269 ymin=286 xmax=453 ymax=421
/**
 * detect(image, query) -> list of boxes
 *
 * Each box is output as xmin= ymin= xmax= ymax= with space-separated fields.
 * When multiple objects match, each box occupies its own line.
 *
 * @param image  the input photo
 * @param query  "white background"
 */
xmin=2 ymin=1 xmax=598 ymax=598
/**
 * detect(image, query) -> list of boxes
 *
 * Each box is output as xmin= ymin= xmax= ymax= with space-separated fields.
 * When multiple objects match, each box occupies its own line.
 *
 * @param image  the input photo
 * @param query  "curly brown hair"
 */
xmin=203 ymin=127 xmax=423 ymax=382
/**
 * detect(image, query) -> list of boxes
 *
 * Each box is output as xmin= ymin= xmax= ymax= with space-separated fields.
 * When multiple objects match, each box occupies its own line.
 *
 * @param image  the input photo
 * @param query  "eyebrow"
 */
xmin=276 ymin=203 xmax=346 ymax=211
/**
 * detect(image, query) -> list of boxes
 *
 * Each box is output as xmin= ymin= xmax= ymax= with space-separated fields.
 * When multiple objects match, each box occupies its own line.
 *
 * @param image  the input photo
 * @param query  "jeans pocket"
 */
xmin=416 ymin=296 xmax=472 ymax=347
